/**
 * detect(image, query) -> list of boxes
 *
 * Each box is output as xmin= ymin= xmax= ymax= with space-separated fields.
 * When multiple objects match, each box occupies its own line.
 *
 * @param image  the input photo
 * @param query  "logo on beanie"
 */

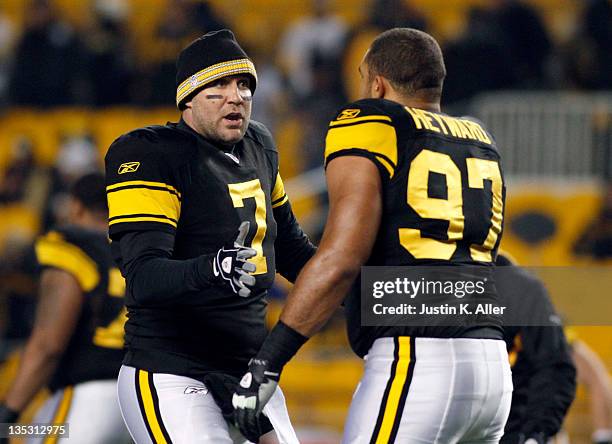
xmin=190 ymin=75 xmax=200 ymax=87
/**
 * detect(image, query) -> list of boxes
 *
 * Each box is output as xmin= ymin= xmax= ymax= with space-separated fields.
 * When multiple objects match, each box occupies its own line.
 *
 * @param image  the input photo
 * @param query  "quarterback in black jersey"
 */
xmin=234 ymin=28 xmax=512 ymax=443
xmin=0 ymin=173 xmax=129 ymax=443
xmin=107 ymin=30 xmax=313 ymax=444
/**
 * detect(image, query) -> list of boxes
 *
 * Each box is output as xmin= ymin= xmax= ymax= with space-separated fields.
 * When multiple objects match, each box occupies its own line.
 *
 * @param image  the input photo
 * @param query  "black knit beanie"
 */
xmin=175 ymin=29 xmax=257 ymax=109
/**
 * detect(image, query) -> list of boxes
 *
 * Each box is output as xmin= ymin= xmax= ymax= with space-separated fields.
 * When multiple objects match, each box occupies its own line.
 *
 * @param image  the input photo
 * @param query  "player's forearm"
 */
xmin=126 ymin=254 xmax=214 ymax=305
xmin=117 ymin=230 xmax=216 ymax=305
xmin=281 ymin=251 xmax=360 ymax=337
xmin=4 ymin=338 xmax=62 ymax=412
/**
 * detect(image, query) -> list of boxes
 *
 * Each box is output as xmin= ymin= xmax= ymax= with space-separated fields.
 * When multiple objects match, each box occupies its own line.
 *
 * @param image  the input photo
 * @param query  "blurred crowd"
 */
xmin=0 ymin=0 xmax=609 ymax=112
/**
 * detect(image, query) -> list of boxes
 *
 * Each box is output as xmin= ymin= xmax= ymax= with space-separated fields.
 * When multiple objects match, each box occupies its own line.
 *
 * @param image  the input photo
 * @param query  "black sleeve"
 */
xmin=273 ymin=200 xmax=316 ymax=283
xmin=113 ymin=230 xmax=216 ymax=306
xmin=511 ymin=284 xmax=577 ymax=438
xmin=517 ymin=327 xmax=576 ymax=437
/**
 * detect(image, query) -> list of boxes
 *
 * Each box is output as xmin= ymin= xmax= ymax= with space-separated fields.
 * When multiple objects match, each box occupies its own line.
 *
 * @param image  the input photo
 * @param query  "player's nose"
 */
xmin=226 ymin=81 xmax=244 ymax=104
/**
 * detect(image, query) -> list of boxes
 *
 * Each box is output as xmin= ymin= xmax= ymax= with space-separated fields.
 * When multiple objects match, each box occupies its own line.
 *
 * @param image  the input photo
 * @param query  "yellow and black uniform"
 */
xmin=325 ymin=98 xmax=506 ymax=357
xmin=105 ymin=119 xmax=314 ymax=378
xmin=497 ymin=256 xmax=576 ymax=443
xmin=34 ymin=225 xmax=126 ymax=391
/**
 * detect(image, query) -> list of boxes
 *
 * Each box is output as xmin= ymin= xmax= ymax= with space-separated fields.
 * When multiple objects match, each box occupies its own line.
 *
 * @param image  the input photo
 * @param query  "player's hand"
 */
xmin=232 ymin=358 xmax=279 ymax=442
xmin=213 ymin=221 xmax=257 ymax=297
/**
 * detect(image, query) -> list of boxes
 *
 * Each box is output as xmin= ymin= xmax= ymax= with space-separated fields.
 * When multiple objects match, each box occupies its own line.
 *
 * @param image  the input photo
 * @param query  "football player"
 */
xmin=233 ymin=28 xmax=511 ymax=443
xmin=105 ymin=30 xmax=314 ymax=443
xmin=496 ymin=253 xmax=576 ymax=444
xmin=0 ymin=173 xmax=130 ymax=443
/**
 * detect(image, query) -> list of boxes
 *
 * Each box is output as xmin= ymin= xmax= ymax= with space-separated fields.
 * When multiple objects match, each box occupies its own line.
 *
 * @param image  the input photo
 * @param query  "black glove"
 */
xmin=0 ymin=404 xmax=19 ymax=444
xmin=202 ymin=373 xmax=273 ymax=435
xmin=0 ymin=404 xmax=18 ymax=423
xmin=212 ymin=221 xmax=256 ymax=297
xmin=519 ymin=432 xmax=546 ymax=444
xmin=232 ymin=359 xmax=279 ymax=443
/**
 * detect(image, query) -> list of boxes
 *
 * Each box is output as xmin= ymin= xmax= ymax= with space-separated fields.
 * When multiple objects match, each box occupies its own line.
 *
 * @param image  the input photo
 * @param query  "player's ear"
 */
xmin=371 ymin=75 xmax=385 ymax=99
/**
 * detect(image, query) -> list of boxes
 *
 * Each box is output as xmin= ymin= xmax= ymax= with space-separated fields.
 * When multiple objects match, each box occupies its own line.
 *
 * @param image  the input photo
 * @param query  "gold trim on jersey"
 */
xmin=43 ymin=386 xmax=73 ymax=444
xmin=176 ymin=58 xmax=257 ymax=106
xmin=329 ymin=114 xmax=392 ymax=127
xmin=107 ymin=182 xmax=181 ymax=229
xmin=271 ymin=173 xmax=288 ymax=208
xmin=106 ymin=180 xmax=181 ymax=199
xmin=325 ymin=121 xmax=397 ymax=177
xmin=371 ymin=337 xmax=413 ymax=444
xmin=35 ymin=233 xmax=100 ymax=292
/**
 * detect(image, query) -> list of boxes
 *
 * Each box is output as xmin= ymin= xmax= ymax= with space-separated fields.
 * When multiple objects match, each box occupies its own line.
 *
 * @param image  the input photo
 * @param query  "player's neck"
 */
xmin=383 ymin=90 xmax=441 ymax=113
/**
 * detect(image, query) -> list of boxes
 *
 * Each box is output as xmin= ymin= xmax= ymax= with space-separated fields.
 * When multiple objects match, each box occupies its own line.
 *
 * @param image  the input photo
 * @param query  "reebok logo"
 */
xmin=336 ymin=109 xmax=361 ymax=120
xmin=118 ymin=162 xmax=140 ymax=174
xmin=184 ymin=386 xmax=208 ymax=395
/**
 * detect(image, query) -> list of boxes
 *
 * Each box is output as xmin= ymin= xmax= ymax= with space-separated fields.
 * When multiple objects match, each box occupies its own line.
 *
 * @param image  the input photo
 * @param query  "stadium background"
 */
xmin=0 ymin=0 xmax=610 ymax=442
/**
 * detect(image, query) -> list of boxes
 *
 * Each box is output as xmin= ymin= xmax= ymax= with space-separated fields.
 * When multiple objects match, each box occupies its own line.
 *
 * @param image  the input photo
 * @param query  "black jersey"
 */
xmin=105 ymin=119 xmax=314 ymax=378
xmin=324 ymin=99 xmax=506 ymax=357
xmin=498 ymin=264 xmax=576 ymax=441
xmin=34 ymin=226 xmax=125 ymax=391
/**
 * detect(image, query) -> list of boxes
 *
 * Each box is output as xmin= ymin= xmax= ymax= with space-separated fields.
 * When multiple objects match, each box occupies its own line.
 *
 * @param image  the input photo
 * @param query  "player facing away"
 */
xmin=105 ymin=29 xmax=314 ymax=444
xmin=496 ymin=253 xmax=576 ymax=444
xmin=0 ymin=173 xmax=130 ymax=443
xmin=233 ymin=28 xmax=512 ymax=443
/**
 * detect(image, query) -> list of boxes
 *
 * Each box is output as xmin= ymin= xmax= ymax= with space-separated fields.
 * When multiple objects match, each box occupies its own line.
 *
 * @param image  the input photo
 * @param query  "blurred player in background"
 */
xmin=571 ymin=337 xmax=612 ymax=444
xmin=0 ymin=172 xmax=129 ymax=443
xmin=105 ymin=29 xmax=314 ymax=443
xmin=495 ymin=253 xmax=576 ymax=444
xmin=233 ymin=28 xmax=511 ymax=443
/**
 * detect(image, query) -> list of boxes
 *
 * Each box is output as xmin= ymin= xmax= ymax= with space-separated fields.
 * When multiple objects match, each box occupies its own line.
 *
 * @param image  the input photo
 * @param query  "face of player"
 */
xmin=186 ymin=75 xmax=253 ymax=145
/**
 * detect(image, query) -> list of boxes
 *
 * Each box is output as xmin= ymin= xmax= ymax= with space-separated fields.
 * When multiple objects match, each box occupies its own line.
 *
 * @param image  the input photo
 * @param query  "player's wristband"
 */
xmin=257 ymin=321 xmax=308 ymax=373
xmin=0 ymin=403 xmax=19 ymax=423
xmin=520 ymin=432 xmax=545 ymax=444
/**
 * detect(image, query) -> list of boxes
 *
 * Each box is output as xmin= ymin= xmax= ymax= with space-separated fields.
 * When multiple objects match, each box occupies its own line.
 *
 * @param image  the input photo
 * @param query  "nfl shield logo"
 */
xmin=190 ymin=75 xmax=199 ymax=87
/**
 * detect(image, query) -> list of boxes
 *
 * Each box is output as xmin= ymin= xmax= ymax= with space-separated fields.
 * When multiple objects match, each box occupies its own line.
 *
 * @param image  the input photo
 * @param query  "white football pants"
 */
xmin=28 ymin=379 xmax=130 ymax=444
xmin=117 ymin=365 xmax=299 ymax=444
xmin=343 ymin=337 xmax=513 ymax=444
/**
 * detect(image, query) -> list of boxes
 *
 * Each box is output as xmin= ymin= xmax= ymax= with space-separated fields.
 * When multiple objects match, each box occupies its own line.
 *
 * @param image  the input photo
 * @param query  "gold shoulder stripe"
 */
xmin=325 ymin=121 xmax=397 ymax=177
xmin=271 ymin=172 xmax=286 ymax=203
xmin=35 ymin=234 xmax=100 ymax=291
xmin=107 ymin=184 xmax=181 ymax=228
xmin=107 ymin=181 xmax=181 ymax=199
xmin=329 ymin=115 xmax=392 ymax=127
xmin=374 ymin=155 xmax=395 ymax=177
xmin=272 ymin=194 xmax=289 ymax=209
xmin=109 ymin=215 xmax=178 ymax=228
